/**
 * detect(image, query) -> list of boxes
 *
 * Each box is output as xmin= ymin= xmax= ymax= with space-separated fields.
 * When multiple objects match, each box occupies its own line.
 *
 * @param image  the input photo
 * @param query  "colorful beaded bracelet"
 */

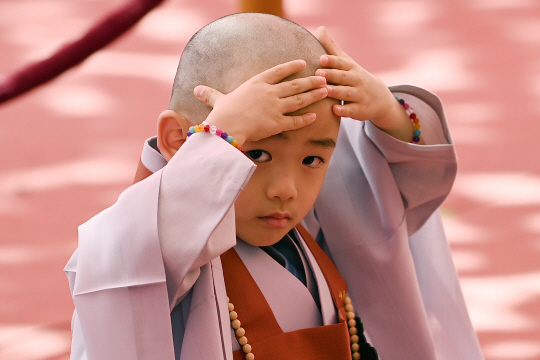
xmin=187 ymin=122 xmax=243 ymax=151
xmin=395 ymin=96 xmax=421 ymax=144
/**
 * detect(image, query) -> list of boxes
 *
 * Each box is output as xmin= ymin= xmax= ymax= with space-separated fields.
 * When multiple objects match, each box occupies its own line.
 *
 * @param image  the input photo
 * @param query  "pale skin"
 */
xmin=157 ymin=27 xmax=417 ymax=247
xmin=314 ymin=26 xmax=414 ymax=142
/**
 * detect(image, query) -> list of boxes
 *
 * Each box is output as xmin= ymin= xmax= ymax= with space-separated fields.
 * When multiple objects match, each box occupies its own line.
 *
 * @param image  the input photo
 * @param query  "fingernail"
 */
xmin=319 ymin=77 xmax=327 ymax=85
xmin=320 ymin=55 xmax=328 ymax=65
xmin=194 ymin=87 xmax=204 ymax=97
xmin=327 ymin=85 xmax=333 ymax=94
xmin=335 ymin=105 xmax=342 ymax=114
xmin=319 ymin=87 xmax=328 ymax=96
xmin=319 ymin=70 xmax=326 ymax=77
xmin=309 ymin=113 xmax=316 ymax=121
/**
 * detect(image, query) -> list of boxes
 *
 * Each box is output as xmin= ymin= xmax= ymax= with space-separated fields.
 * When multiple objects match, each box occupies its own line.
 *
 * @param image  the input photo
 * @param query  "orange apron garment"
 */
xmin=221 ymin=225 xmax=354 ymax=360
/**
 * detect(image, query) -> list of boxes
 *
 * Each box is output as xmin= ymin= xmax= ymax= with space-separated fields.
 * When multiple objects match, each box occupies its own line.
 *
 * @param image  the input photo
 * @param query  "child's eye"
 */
xmin=302 ymin=156 xmax=324 ymax=168
xmin=246 ymin=150 xmax=271 ymax=162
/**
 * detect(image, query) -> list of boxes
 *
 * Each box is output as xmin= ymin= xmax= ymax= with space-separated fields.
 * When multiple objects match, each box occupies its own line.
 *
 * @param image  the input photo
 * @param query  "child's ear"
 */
xmin=157 ymin=110 xmax=192 ymax=161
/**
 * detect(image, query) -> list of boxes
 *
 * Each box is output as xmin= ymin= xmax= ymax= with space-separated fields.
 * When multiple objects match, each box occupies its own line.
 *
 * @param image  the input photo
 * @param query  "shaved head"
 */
xmin=169 ymin=13 xmax=326 ymax=123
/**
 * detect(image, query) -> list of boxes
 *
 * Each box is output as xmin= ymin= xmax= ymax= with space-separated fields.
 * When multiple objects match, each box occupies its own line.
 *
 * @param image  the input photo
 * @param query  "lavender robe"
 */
xmin=65 ymin=85 xmax=484 ymax=360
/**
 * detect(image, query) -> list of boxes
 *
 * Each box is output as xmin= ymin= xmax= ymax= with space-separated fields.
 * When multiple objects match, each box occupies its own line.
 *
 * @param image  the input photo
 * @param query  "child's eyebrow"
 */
xmin=271 ymin=133 xmax=336 ymax=148
xmin=306 ymin=138 xmax=336 ymax=148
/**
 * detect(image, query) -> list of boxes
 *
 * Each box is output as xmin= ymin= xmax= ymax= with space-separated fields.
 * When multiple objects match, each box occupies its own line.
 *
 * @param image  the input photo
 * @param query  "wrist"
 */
xmin=395 ymin=96 xmax=422 ymax=144
xmin=371 ymin=99 xmax=414 ymax=142
xmin=186 ymin=122 xmax=245 ymax=151
xmin=204 ymin=114 xmax=248 ymax=147
xmin=371 ymin=99 xmax=402 ymax=128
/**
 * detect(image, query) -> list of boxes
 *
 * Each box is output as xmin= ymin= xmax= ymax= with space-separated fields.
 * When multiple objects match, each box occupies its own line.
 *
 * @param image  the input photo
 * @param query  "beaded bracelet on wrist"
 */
xmin=187 ymin=123 xmax=243 ymax=151
xmin=395 ymin=96 xmax=421 ymax=144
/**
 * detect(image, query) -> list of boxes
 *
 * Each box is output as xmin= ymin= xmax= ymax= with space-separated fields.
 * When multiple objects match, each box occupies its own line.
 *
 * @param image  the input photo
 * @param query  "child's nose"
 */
xmin=266 ymin=174 xmax=297 ymax=201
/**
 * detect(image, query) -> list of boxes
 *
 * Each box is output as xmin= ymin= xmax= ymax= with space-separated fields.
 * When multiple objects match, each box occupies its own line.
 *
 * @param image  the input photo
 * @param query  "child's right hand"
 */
xmin=194 ymin=60 xmax=328 ymax=146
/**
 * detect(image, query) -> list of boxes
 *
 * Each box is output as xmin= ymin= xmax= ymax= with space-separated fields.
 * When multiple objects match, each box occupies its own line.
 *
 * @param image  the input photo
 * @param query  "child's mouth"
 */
xmin=260 ymin=213 xmax=290 ymax=228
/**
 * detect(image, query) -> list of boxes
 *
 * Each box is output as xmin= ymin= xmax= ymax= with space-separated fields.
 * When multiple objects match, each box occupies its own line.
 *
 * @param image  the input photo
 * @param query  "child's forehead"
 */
xmin=263 ymin=131 xmax=337 ymax=149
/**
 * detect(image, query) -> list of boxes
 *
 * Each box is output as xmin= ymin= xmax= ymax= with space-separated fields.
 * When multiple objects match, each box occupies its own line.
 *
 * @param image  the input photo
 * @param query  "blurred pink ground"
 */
xmin=1 ymin=1 xmax=539 ymax=359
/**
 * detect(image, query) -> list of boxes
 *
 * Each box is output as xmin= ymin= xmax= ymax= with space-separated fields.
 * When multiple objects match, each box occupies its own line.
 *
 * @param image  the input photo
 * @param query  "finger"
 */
xmin=326 ymin=85 xmax=357 ymax=102
xmin=318 ymin=54 xmax=355 ymax=71
xmin=194 ymin=85 xmax=224 ymax=108
xmin=281 ymin=87 xmax=328 ymax=114
xmin=315 ymin=26 xmax=349 ymax=59
xmin=316 ymin=68 xmax=357 ymax=87
xmin=281 ymin=113 xmax=317 ymax=132
xmin=333 ymin=103 xmax=364 ymax=119
xmin=259 ymin=60 xmax=307 ymax=84
xmin=275 ymin=75 xmax=326 ymax=98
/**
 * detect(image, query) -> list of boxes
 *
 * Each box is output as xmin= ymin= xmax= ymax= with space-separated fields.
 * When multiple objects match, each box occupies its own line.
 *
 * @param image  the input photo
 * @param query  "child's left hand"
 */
xmin=315 ymin=26 xmax=414 ymax=143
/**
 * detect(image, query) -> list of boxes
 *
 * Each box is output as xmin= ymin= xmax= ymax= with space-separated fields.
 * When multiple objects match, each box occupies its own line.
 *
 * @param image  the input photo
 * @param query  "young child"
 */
xmin=65 ymin=13 xmax=484 ymax=360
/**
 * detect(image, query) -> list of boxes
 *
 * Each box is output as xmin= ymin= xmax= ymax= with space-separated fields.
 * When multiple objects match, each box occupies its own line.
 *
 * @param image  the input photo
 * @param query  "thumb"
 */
xmin=194 ymin=85 xmax=224 ymax=109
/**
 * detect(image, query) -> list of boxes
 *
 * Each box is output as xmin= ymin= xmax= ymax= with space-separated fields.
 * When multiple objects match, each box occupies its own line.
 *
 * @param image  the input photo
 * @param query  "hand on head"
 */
xmin=182 ymin=14 xmax=413 ymax=148
xmin=315 ymin=26 xmax=414 ymax=143
xmin=194 ymin=60 xmax=328 ymax=146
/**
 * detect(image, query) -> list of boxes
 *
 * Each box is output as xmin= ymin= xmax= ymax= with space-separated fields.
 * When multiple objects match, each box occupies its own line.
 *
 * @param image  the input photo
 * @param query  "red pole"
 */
xmin=0 ymin=0 xmax=165 ymax=105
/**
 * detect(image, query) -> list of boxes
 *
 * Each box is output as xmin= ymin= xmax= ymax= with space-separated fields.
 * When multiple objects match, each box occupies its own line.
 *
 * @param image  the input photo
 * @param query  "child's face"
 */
xmin=234 ymin=98 xmax=340 ymax=247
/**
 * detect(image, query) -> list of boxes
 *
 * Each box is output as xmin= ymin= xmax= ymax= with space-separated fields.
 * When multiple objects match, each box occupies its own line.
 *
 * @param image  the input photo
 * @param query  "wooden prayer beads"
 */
xmin=227 ymin=294 xmax=374 ymax=360
xmin=228 ymin=297 xmax=255 ymax=360
xmin=344 ymin=296 xmax=361 ymax=359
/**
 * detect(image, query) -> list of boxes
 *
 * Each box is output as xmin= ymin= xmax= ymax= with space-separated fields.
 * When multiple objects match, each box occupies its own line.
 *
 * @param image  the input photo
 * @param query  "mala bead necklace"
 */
xmin=228 ymin=297 xmax=255 ymax=360
xmin=344 ymin=296 xmax=362 ymax=360
xmin=343 ymin=296 xmax=379 ymax=360
xmin=227 ymin=295 xmax=376 ymax=360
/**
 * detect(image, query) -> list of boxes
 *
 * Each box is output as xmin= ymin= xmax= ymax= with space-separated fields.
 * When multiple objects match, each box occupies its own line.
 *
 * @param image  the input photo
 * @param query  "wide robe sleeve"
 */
xmin=64 ymin=134 xmax=255 ymax=360
xmin=312 ymin=85 xmax=484 ymax=360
